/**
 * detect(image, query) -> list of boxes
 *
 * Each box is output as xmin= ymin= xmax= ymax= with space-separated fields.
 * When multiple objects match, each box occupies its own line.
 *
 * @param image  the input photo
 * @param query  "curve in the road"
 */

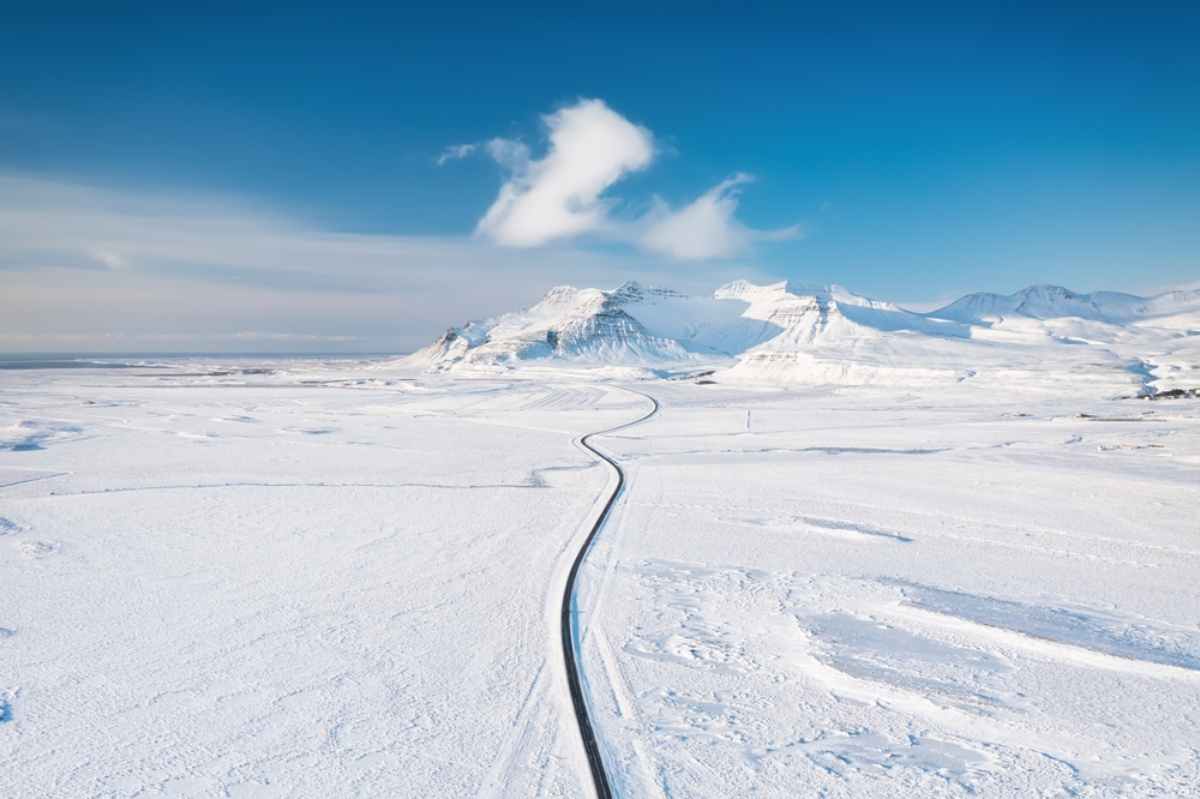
xmin=561 ymin=388 xmax=659 ymax=799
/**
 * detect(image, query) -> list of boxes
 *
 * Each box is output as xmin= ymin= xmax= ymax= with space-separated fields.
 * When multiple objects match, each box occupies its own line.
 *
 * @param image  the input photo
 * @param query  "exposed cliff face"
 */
xmin=403 ymin=279 xmax=1200 ymax=393
xmin=406 ymin=281 xmax=698 ymax=370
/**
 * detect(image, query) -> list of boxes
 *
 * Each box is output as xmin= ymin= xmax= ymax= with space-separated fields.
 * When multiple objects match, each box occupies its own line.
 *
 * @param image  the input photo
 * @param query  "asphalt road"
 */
xmin=560 ymin=387 xmax=659 ymax=799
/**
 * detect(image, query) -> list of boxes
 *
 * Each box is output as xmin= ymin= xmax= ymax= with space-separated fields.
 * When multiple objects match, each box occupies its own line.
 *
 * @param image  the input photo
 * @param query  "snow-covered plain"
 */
xmin=578 ymin=381 xmax=1200 ymax=797
xmin=1 ymin=353 xmax=1198 ymax=797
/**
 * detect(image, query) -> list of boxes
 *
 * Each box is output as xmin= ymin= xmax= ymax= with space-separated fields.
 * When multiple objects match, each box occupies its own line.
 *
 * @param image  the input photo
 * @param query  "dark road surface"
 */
xmin=560 ymin=388 xmax=659 ymax=799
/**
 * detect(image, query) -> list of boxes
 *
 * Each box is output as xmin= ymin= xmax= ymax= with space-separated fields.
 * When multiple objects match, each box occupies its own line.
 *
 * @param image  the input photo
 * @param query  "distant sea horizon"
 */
xmin=0 ymin=352 xmax=403 ymax=370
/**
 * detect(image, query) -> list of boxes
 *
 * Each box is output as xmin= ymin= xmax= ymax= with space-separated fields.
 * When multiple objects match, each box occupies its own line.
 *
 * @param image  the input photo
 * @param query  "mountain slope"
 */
xmin=403 ymin=280 xmax=1200 ymax=394
xmin=407 ymin=281 xmax=773 ymax=371
xmin=407 ymin=283 xmax=692 ymax=370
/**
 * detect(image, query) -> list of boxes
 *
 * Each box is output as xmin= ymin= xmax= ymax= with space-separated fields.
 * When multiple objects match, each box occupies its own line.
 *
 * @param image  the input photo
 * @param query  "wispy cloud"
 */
xmin=0 ymin=174 xmax=770 ymax=352
xmin=475 ymin=99 xmax=655 ymax=247
xmin=458 ymin=98 xmax=799 ymax=259
xmin=640 ymin=173 xmax=803 ymax=260
xmin=435 ymin=143 xmax=478 ymax=166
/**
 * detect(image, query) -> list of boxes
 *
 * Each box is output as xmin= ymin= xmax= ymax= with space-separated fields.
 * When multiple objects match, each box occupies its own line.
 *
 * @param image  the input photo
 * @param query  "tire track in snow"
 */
xmin=562 ymin=387 xmax=658 ymax=799
xmin=590 ymin=627 xmax=666 ymax=798
xmin=475 ymin=662 xmax=548 ymax=798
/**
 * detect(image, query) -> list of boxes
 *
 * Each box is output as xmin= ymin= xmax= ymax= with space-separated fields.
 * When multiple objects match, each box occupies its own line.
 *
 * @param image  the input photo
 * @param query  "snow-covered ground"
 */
xmin=578 ymin=381 xmax=1200 ymax=797
xmin=2 ymin=356 xmax=1198 ymax=797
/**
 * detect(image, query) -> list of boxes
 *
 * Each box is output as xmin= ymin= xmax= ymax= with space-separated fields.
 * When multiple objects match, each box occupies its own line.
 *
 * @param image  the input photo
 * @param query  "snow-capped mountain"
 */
xmin=404 ymin=280 xmax=1200 ymax=394
xmin=408 ymin=280 xmax=772 ymax=370
xmin=411 ymin=283 xmax=690 ymax=369
xmin=930 ymin=284 xmax=1200 ymax=325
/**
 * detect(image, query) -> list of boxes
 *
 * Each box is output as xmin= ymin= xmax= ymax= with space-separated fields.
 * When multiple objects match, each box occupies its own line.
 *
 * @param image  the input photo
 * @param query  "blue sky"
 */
xmin=2 ymin=4 xmax=1198 ymax=351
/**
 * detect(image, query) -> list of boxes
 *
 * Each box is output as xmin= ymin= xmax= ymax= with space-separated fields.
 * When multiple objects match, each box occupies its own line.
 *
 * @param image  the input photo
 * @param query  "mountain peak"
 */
xmin=714 ymin=279 xmax=791 ymax=301
xmin=404 ymin=277 xmax=1200 ymax=392
xmin=540 ymin=285 xmax=582 ymax=304
xmin=931 ymin=284 xmax=1162 ymax=323
xmin=1018 ymin=284 xmax=1074 ymax=296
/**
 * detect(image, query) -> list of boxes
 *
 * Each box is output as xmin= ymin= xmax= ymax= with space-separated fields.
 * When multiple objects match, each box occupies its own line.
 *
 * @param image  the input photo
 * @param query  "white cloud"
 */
xmin=639 ymin=173 xmax=802 ymax=260
xmin=90 ymin=249 xmax=129 ymax=270
xmin=475 ymin=98 xmax=654 ymax=247
xmin=483 ymin=138 xmax=530 ymax=171
xmin=435 ymin=143 xmax=478 ymax=166
xmin=0 ymin=174 xmax=768 ymax=353
xmin=468 ymin=99 xmax=799 ymax=259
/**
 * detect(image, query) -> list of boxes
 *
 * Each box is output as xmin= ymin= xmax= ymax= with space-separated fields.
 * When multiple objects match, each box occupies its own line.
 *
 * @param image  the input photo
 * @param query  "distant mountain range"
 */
xmin=402 ymin=280 xmax=1200 ymax=394
xmin=933 ymin=284 xmax=1199 ymax=326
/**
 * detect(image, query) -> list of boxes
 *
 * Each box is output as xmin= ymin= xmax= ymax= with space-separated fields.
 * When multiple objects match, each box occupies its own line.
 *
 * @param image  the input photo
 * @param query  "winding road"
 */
xmin=560 ymin=387 xmax=659 ymax=799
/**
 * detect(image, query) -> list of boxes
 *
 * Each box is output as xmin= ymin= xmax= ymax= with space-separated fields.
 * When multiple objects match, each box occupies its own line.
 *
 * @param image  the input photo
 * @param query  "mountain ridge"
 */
xmin=403 ymin=279 xmax=1200 ymax=394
